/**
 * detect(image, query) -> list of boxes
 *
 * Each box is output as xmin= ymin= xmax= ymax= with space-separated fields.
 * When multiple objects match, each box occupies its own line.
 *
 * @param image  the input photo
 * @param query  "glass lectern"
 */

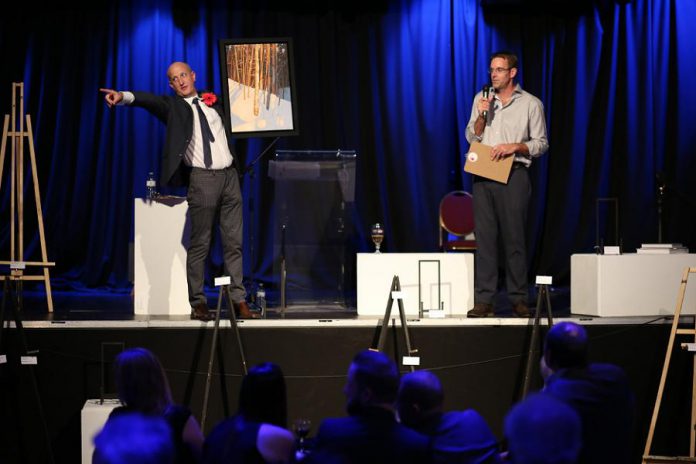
xmin=268 ymin=150 xmax=357 ymax=311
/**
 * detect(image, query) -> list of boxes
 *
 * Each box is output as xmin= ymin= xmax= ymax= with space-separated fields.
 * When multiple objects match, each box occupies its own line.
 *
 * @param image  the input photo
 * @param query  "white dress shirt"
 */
xmin=121 ymin=91 xmax=233 ymax=169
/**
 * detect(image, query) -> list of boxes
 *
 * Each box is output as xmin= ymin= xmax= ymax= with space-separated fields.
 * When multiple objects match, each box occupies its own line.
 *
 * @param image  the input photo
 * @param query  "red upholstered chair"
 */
xmin=439 ymin=191 xmax=476 ymax=251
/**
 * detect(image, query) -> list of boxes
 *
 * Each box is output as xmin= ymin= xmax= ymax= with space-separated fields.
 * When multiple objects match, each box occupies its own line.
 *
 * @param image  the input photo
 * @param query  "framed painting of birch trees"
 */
xmin=219 ymin=37 xmax=299 ymax=138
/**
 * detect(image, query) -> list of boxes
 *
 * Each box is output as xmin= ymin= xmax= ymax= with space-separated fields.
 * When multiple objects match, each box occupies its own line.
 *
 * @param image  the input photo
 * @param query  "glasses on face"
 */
xmin=169 ymin=72 xmax=189 ymax=83
xmin=488 ymin=67 xmax=510 ymax=75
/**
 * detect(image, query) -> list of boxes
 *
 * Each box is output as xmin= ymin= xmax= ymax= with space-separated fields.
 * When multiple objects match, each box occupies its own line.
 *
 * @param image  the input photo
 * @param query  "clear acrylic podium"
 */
xmin=268 ymin=150 xmax=357 ymax=310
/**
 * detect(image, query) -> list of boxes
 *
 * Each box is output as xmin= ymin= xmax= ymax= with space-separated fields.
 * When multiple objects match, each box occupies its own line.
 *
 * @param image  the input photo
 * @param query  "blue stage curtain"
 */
xmin=0 ymin=0 xmax=693 ymax=292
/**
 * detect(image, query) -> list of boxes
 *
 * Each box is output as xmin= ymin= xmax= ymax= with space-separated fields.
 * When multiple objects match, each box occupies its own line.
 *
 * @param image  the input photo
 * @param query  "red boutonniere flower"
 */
xmin=201 ymin=92 xmax=217 ymax=107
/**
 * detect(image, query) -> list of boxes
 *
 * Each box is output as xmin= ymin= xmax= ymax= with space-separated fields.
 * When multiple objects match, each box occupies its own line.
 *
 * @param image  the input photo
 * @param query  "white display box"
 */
xmin=357 ymin=253 xmax=474 ymax=316
xmin=571 ymin=253 xmax=696 ymax=316
xmin=134 ymin=198 xmax=190 ymax=316
xmin=81 ymin=399 xmax=120 ymax=463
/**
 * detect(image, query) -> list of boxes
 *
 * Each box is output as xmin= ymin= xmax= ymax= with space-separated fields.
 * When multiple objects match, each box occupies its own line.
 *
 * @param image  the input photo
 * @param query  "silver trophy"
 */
xmin=370 ymin=223 xmax=385 ymax=254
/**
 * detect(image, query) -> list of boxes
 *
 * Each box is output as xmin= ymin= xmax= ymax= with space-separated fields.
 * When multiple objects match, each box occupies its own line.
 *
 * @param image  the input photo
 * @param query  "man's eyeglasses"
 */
xmin=169 ymin=72 xmax=189 ymax=83
xmin=488 ymin=67 xmax=510 ymax=74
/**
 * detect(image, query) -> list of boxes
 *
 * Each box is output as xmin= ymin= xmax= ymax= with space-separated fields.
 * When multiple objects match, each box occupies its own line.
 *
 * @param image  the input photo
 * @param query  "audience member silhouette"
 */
xmin=397 ymin=370 xmax=500 ymax=464
xmin=313 ymin=350 xmax=430 ymax=463
xmin=541 ymin=321 xmax=634 ymax=464
xmin=503 ymin=393 xmax=582 ymax=464
xmin=108 ymin=347 xmax=204 ymax=463
xmin=93 ymin=412 xmax=175 ymax=464
xmin=203 ymin=362 xmax=294 ymax=464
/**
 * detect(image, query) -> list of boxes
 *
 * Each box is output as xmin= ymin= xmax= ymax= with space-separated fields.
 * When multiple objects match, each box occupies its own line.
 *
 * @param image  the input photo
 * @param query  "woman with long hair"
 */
xmin=109 ymin=347 xmax=204 ymax=463
xmin=203 ymin=362 xmax=294 ymax=463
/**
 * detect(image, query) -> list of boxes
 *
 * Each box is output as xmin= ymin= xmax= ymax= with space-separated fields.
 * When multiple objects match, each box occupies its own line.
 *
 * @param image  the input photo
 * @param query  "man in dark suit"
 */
xmin=541 ymin=322 xmax=634 ymax=464
xmin=397 ymin=370 xmax=500 ymax=464
xmin=313 ymin=350 xmax=430 ymax=463
xmin=101 ymin=61 xmax=256 ymax=320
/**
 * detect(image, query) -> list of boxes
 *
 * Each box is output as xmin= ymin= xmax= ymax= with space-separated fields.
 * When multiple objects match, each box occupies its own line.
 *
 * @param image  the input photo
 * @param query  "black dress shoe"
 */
xmin=191 ymin=303 xmax=214 ymax=321
xmin=233 ymin=301 xmax=260 ymax=319
xmin=467 ymin=303 xmax=495 ymax=318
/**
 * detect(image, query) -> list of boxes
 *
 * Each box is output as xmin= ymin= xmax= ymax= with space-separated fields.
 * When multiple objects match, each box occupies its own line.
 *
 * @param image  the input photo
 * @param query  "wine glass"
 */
xmin=370 ymin=223 xmax=385 ymax=254
xmin=293 ymin=418 xmax=312 ymax=457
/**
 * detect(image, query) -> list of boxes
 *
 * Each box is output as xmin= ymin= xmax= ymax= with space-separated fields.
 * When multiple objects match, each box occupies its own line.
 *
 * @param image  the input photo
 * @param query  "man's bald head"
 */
xmin=167 ymin=62 xmax=192 ymax=77
xmin=396 ymin=370 xmax=444 ymax=428
xmin=167 ymin=62 xmax=197 ymax=98
xmin=544 ymin=322 xmax=589 ymax=371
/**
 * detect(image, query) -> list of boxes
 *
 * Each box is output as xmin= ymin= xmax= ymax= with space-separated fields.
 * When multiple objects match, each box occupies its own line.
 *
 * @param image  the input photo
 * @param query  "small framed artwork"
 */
xmin=218 ymin=37 xmax=300 ymax=138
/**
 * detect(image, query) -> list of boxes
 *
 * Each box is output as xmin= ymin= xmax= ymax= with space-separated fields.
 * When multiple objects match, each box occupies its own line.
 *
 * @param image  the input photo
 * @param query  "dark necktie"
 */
xmin=192 ymin=98 xmax=215 ymax=168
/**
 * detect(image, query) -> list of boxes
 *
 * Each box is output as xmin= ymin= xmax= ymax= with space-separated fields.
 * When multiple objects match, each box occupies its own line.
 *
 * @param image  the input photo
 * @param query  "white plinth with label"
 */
xmin=81 ymin=399 xmax=120 ymax=463
xmin=134 ymin=197 xmax=190 ymax=316
xmin=357 ymin=253 xmax=474 ymax=316
xmin=571 ymin=253 xmax=696 ymax=316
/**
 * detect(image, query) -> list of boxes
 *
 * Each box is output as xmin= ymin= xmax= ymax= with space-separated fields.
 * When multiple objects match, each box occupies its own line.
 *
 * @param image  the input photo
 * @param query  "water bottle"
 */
xmin=256 ymin=283 xmax=267 ymax=317
xmin=146 ymin=172 xmax=157 ymax=200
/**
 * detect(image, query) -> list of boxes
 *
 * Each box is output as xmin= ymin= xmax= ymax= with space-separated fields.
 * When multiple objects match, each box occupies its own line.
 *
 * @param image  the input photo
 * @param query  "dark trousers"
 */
xmin=472 ymin=166 xmax=531 ymax=305
xmin=186 ymin=166 xmax=245 ymax=306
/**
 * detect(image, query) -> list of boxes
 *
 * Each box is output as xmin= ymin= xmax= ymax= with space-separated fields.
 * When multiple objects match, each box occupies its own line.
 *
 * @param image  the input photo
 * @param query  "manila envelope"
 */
xmin=464 ymin=142 xmax=514 ymax=184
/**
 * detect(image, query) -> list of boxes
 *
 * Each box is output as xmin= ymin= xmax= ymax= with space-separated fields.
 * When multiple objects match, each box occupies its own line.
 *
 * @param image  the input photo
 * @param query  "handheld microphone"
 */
xmin=482 ymin=84 xmax=493 ymax=119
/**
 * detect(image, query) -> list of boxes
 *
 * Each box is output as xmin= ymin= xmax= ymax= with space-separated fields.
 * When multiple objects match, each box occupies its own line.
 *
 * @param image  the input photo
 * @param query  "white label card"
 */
xmin=604 ymin=246 xmax=621 ymax=255
xmin=535 ymin=275 xmax=553 ymax=285
xmin=21 ymin=356 xmax=37 ymax=365
xmin=391 ymin=291 xmax=404 ymax=300
xmin=402 ymin=356 xmax=421 ymax=366
xmin=0 ymin=355 xmax=6 ymax=364
xmin=214 ymin=276 xmax=231 ymax=286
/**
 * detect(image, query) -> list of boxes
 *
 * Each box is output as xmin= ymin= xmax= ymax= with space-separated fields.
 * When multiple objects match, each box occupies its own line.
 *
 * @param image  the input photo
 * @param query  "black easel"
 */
xmin=241 ymin=137 xmax=280 ymax=179
xmin=200 ymin=280 xmax=249 ymax=431
xmin=0 ymin=274 xmax=54 ymax=463
xmin=595 ymin=197 xmax=620 ymax=253
xmin=520 ymin=280 xmax=554 ymax=399
xmin=372 ymin=275 xmax=418 ymax=373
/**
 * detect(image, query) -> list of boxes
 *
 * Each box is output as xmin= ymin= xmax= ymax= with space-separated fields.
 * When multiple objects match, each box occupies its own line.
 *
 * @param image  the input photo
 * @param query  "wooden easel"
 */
xmin=0 ymin=83 xmax=54 ymax=311
xmin=643 ymin=267 xmax=696 ymax=464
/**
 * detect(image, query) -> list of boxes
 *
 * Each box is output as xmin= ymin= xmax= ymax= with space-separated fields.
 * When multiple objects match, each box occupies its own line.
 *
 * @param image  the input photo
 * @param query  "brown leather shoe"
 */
xmin=512 ymin=302 xmax=530 ymax=317
xmin=191 ymin=302 xmax=214 ymax=321
xmin=234 ymin=300 xmax=260 ymax=319
xmin=467 ymin=303 xmax=494 ymax=318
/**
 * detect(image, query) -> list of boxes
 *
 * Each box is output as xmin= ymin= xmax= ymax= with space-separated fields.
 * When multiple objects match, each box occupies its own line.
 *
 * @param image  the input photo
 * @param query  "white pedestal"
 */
xmin=357 ymin=253 xmax=474 ymax=316
xmin=134 ymin=198 xmax=190 ymax=316
xmin=571 ymin=253 xmax=696 ymax=316
xmin=81 ymin=399 xmax=120 ymax=464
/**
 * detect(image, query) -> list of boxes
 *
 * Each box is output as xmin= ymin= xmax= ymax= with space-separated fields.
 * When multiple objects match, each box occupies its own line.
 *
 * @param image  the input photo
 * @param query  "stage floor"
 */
xmin=14 ymin=285 xmax=683 ymax=331
xmin=16 ymin=310 xmax=677 ymax=330
xmin=18 ymin=284 xmax=575 ymax=322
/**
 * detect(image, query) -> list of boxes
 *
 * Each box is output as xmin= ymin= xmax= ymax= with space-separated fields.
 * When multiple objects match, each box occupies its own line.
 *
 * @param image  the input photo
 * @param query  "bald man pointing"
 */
xmin=101 ymin=62 xmax=256 ymax=320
